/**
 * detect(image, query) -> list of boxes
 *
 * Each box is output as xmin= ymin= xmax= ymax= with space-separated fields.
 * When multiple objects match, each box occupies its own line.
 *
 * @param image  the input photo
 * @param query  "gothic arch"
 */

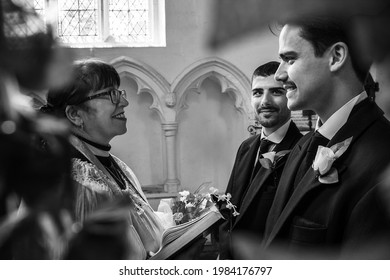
xmin=172 ymin=57 xmax=253 ymax=120
xmin=110 ymin=56 xmax=171 ymax=122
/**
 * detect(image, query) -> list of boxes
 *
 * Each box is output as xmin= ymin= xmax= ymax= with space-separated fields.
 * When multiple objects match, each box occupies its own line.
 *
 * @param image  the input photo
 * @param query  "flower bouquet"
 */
xmin=170 ymin=182 xmax=239 ymax=225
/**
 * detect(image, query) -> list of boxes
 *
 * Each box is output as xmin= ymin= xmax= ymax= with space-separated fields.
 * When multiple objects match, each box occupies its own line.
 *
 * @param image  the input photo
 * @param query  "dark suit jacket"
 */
xmin=264 ymin=100 xmax=390 ymax=258
xmin=219 ymin=121 xmax=302 ymax=259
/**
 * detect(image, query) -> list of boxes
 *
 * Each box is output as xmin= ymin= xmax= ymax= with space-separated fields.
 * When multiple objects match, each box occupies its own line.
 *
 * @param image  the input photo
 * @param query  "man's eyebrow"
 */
xmin=279 ymin=51 xmax=297 ymax=60
xmin=252 ymin=88 xmax=264 ymax=92
xmin=270 ymin=87 xmax=285 ymax=91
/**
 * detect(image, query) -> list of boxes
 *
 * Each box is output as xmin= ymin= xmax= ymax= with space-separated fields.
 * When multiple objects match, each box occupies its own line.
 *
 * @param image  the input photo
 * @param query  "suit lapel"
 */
xmin=235 ymin=122 xmax=302 ymax=227
xmin=273 ymin=121 xmax=302 ymax=152
xmin=265 ymin=132 xmax=312 ymax=238
xmin=234 ymin=167 xmax=273 ymax=226
xmin=264 ymin=100 xmax=384 ymax=247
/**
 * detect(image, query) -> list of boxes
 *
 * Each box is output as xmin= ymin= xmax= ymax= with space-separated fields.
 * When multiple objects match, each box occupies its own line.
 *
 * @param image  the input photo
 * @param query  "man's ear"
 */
xmin=329 ymin=42 xmax=348 ymax=72
xmin=65 ymin=105 xmax=83 ymax=127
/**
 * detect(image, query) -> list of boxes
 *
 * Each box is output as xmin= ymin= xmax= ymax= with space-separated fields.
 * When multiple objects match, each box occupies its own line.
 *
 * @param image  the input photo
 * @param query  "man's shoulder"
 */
xmin=284 ymin=120 xmax=304 ymax=144
xmin=357 ymin=115 xmax=390 ymax=149
xmin=241 ymin=134 xmax=260 ymax=146
xmin=292 ymin=130 xmax=312 ymax=146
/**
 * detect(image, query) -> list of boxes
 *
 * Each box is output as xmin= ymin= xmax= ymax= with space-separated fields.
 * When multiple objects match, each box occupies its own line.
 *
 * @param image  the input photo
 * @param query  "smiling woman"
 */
xmin=40 ymin=59 xmax=166 ymax=259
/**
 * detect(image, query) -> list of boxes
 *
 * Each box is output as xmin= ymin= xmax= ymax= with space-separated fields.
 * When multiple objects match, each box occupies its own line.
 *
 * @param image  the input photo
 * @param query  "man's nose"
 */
xmin=275 ymin=63 xmax=287 ymax=82
xmin=261 ymin=91 xmax=272 ymax=106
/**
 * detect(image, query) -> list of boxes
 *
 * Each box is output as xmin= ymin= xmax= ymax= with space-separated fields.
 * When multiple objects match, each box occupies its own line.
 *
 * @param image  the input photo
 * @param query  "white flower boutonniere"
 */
xmin=312 ymin=136 xmax=353 ymax=184
xmin=259 ymin=150 xmax=291 ymax=170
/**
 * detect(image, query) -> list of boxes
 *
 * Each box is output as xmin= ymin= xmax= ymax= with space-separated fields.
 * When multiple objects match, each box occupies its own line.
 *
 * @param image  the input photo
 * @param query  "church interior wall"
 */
xmin=65 ymin=0 xmax=389 ymax=208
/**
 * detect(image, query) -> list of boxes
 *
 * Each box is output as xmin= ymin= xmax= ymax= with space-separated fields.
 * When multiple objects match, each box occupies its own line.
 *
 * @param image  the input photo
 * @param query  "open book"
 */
xmin=149 ymin=207 xmax=223 ymax=260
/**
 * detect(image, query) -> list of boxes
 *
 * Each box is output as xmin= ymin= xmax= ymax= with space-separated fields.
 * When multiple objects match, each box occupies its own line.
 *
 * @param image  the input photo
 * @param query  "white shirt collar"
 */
xmin=261 ymin=119 xmax=291 ymax=144
xmin=316 ymin=91 xmax=368 ymax=140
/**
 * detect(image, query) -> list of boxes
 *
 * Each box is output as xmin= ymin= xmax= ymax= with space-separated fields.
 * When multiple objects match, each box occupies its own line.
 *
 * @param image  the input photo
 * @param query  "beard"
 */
xmin=256 ymin=114 xmax=281 ymax=128
xmin=255 ymin=105 xmax=281 ymax=128
xmin=254 ymin=105 xmax=290 ymax=131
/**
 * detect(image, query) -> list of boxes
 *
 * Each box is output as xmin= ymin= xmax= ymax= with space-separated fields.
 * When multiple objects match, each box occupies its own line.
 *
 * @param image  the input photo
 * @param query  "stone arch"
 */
xmin=110 ymin=56 xmax=171 ymax=122
xmin=172 ymin=57 xmax=253 ymax=121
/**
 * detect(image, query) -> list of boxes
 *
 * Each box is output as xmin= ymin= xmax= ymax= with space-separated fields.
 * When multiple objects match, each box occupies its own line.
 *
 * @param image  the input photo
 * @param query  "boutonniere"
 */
xmin=259 ymin=150 xmax=291 ymax=169
xmin=312 ymin=137 xmax=353 ymax=184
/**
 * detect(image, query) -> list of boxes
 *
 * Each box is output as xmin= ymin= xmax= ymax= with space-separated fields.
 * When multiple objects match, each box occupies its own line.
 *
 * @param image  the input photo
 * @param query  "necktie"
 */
xmin=249 ymin=139 xmax=274 ymax=183
xmin=293 ymin=131 xmax=328 ymax=189
xmin=239 ymin=139 xmax=274 ymax=208
xmin=259 ymin=139 xmax=273 ymax=155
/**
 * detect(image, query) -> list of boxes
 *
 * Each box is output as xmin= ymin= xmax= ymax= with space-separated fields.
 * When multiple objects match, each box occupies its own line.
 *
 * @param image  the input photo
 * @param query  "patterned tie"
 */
xmin=293 ymin=131 xmax=328 ymax=189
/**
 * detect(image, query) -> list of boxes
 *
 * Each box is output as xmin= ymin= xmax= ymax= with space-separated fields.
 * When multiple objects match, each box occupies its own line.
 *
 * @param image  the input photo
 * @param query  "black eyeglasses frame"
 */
xmin=76 ymin=88 xmax=127 ymax=105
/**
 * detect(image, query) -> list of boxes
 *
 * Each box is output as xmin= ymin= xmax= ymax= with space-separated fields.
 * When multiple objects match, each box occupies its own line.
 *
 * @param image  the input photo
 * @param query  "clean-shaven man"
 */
xmin=264 ymin=16 xmax=390 ymax=258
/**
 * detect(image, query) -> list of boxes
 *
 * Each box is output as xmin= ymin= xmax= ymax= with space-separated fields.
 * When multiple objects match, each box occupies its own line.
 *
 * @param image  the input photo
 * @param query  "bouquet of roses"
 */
xmin=171 ymin=182 xmax=239 ymax=225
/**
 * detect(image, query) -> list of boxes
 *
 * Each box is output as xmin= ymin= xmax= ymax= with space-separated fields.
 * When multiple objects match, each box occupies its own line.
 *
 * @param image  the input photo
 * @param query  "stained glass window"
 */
xmin=17 ymin=0 xmax=165 ymax=47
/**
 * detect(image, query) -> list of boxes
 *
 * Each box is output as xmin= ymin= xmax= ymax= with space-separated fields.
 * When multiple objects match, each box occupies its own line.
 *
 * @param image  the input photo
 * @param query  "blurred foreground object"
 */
xmin=0 ymin=0 xmax=74 ymax=259
xmin=0 ymin=0 xmax=73 ymax=91
xmin=66 ymin=198 xmax=134 ymax=260
xmin=210 ymin=0 xmax=390 ymax=62
xmin=232 ymin=230 xmax=390 ymax=259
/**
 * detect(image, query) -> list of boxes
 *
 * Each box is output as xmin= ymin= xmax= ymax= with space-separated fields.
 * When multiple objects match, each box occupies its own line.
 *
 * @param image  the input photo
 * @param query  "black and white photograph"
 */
xmin=1 ymin=0 xmax=390 ymax=278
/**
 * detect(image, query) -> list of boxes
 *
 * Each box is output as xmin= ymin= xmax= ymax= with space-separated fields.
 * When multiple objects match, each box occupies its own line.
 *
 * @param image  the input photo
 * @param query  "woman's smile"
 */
xmin=112 ymin=112 xmax=126 ymax=120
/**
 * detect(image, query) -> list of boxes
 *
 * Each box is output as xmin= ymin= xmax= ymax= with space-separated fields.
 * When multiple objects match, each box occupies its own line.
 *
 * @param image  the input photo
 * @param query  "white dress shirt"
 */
xmin=254 ymin=119 xmax=292 ymax=164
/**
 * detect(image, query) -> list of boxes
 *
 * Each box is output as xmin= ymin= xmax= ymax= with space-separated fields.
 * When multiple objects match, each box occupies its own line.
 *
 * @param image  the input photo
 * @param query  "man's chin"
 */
xmin=258 ymin=119 xmax=278 ymax=129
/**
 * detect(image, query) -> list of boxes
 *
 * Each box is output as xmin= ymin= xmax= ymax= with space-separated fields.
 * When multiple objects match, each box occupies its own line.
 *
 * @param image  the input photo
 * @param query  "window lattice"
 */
xmin=57 ymin=0 xmax=99 ymax=44
xmin=109 ymin=0 xmax=150 ymax=43
xmin=4 ymin=0 xmax=46 ymax=44
xmin=21 ymin=0 xmax=163 ymax=46
xmin=13 ymin=0 xmax=44 ymax=16
xmin=33 ymin=0 xmax=45 ymax=17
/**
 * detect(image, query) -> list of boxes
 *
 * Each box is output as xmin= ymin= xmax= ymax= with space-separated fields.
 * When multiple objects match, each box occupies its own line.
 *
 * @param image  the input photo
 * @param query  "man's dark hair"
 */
xmin=252 ymin=61 xmax=280 ymax=82
xmin=285 ymin=16 xmax=370 ymax=83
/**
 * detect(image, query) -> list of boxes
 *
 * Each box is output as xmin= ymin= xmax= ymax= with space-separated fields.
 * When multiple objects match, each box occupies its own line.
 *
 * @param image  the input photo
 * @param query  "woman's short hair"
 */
xmin=41 ymin=59 xmax=120 ymax=117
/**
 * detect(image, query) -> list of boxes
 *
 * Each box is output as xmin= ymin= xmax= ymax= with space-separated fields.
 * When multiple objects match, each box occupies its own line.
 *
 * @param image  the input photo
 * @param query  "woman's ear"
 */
xmin=329 ymin=42 xmax=348 ymax=72
xmin=65 ymin=105 xmax=83 ymax=127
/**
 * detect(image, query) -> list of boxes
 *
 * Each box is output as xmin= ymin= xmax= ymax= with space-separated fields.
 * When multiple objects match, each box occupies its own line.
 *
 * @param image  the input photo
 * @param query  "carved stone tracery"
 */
xmin=111 ymin=56 xmax=252 ymax=193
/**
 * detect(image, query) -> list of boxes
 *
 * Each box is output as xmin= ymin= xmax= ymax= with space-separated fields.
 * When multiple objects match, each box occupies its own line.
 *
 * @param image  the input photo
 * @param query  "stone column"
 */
xmin=162 ymin=122 xmax=180 ymax=193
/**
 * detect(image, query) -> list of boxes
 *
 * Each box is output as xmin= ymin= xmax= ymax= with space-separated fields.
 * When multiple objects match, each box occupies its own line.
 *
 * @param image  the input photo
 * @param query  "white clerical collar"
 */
xmin=316 ymin=91 xmax=368 ymax=140
xmin=261 ymin=119 xmax=291 ymax=144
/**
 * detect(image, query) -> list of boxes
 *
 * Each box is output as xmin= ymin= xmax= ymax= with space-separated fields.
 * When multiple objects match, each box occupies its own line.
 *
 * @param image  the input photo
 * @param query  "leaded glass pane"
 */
xmin=3 ymin=1 xmax=47 ymax=49
xmin=33 ymin=0 xmax=45 ymax=12
xmin=25 ymin=0 xmax=160 ymax=46
xmin=57 ymin=0 xmax=100 ymax=44
xmin=13 ymin=0 xmax=44 ymax=17
xmin=109 ymin=0 xmax=150 ymax=43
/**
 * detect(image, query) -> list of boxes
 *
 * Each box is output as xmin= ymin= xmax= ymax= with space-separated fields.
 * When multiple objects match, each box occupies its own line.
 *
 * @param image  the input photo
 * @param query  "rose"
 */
xmin=259 ymin=150 xmax=291 ymax=170
xmin=262 ymin=151 xmax=276 ymax=163
xmin=312 ymin=146 xmax=336 ymax=176
xmin=312 ymin=137 xmax=353 ymax=184
xmin=179 ymin=190 xmax=190 ymax=202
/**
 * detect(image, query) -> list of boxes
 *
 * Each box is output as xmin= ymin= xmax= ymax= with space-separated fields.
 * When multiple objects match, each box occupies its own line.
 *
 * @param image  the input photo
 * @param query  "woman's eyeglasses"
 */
xmin=76 ymin=88 xmax=127 ymax=105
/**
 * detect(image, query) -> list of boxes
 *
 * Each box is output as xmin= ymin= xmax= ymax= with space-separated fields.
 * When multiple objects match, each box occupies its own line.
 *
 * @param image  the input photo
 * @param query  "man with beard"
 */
xmin=218 ymin=61 xmax=302 ymax=259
